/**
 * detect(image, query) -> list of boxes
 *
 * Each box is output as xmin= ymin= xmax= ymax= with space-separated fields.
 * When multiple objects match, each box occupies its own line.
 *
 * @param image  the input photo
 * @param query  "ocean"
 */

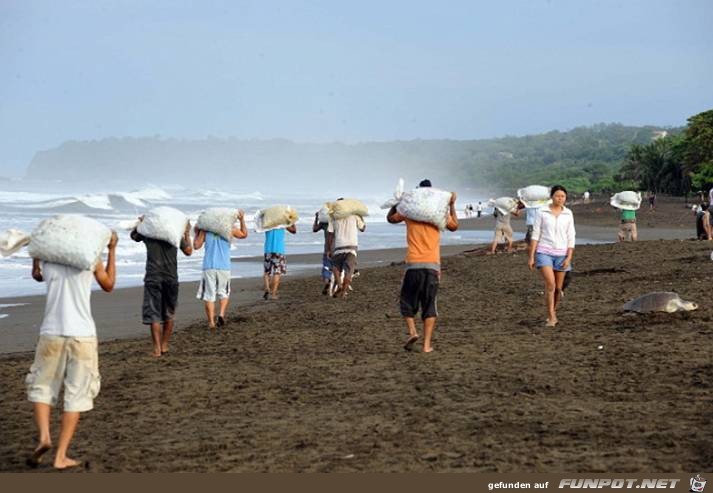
xmin=0 ymin=182 xmax=498 ymax=299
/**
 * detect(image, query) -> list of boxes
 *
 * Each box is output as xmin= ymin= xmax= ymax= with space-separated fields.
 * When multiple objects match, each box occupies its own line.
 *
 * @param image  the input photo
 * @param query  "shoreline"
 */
xmin=0 ymin=222 xmax=695 ymax=355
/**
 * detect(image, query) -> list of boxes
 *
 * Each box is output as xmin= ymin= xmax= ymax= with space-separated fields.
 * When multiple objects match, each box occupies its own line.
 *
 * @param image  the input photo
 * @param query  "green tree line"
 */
xmin=620 ymin=109 xmax=713 ymax=195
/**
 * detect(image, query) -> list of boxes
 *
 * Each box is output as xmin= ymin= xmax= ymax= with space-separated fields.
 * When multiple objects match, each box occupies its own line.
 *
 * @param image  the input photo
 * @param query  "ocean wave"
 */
xmin=0 ymin=187 xmax=174 ymax=213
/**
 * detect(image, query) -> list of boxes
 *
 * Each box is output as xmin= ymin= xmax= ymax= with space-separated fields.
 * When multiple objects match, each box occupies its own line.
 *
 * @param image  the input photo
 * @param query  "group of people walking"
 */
xmin=22 ymin=180 xmax=577 ymax=470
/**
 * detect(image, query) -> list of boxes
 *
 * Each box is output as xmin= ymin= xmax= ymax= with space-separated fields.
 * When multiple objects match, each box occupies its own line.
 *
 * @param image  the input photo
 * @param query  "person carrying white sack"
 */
xmin=26 ymin=231 xmax=117 ymax=470
xmin=489 ymin=203 xmax=520 ymax=254
xmin=131 ymin=216 xmax=193 ymax=357
xmin=527 ymin=185 xmax=576 ymax=328
xmin=327 ymin=198 xmax=367 ymax=299
xmin=193 ymin=209 xmax=248 ymax=329
xmin=387 ymin=179 xmax=458 ymax=354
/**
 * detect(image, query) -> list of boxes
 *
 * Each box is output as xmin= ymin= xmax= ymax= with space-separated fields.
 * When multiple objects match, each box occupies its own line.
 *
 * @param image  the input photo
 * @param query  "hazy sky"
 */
xmin=1 ymin=0 xmax=711 ymax=176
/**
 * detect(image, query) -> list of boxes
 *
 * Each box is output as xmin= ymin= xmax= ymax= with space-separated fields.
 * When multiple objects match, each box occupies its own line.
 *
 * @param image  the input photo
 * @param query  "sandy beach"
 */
xmin=0 ymin=196 xmax=710 ymax=472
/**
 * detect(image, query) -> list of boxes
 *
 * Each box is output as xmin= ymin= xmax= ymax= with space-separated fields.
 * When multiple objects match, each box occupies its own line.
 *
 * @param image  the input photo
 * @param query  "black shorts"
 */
xmin=400 ymin=269 xmax=439 ymax=320
xmin=332 ymin=252 xmax=357 ymax=275
xmin=142 ymin=280 xmax=179 ymax=324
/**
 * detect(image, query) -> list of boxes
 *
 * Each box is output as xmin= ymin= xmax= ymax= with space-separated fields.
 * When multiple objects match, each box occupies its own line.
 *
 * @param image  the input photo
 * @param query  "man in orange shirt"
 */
xmin=387 ymin=180 xmax=458 ymax=353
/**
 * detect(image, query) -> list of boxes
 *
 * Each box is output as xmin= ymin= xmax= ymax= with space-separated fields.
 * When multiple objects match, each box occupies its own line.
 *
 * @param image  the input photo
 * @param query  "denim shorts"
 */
xmin=535 ymin=252 xmax=572 ymax=271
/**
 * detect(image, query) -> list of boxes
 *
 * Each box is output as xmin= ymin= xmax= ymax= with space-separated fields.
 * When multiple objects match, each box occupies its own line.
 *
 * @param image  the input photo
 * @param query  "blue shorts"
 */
xmin=535 ymin=252 xmax=572 ymax=272
xmin=321 ymin=254 xmax=332 ymax=281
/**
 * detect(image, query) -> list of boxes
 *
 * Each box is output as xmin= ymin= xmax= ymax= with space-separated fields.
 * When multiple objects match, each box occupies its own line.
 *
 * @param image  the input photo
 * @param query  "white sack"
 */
xmin=0 ymin=229 xmax=32 ymax=257
xmin=28 ymin=215 xmax=112 ymax=271
xmin=327 ymin=199 xmax=369 ymax=220
xmin=137 ymin=206 xmax=188 ymax=248
xmin=197 ymin=208 xmax=238 ymax=241
xmin=517 ymin=185 xmax=551 ymax=208
xmin=317 ymin=206 xmax=330 ymax=224
xmin=610 ymin=191 xmax=642 ymax=211
xmin=254 ymin=205 xmax=299 ymax=232
xmin=380 ymin=178 xmax=405 ymax=209
xmin=490 ymin=197 xmax=519 ymax=216
xmin=396 ymin=187 xmax=453 ymax=230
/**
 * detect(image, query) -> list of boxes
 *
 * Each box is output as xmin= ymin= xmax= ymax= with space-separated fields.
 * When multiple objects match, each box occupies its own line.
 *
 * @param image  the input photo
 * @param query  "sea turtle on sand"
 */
xmin=623 ymin=292 xmax=697 ymax=313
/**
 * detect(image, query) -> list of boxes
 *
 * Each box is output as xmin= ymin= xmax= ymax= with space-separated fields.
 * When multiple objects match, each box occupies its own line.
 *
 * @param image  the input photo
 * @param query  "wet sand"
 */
xmin=0 ymin=197 xmax=710 ymax=472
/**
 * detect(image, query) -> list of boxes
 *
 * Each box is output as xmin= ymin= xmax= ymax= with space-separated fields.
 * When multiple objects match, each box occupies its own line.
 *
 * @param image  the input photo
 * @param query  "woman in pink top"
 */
xmin=527 ymin=185 xmax=575 ymax=327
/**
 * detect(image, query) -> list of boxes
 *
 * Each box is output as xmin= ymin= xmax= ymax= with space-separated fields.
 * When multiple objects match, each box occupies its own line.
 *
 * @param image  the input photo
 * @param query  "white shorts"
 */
xmin=196 ymin=269 xmax=231 ymax=302
xmin=25 ymin=335 xmax=100 ymax=413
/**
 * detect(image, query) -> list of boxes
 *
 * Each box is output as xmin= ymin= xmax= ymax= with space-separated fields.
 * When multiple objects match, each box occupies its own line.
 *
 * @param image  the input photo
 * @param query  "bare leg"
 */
xmin=539 ymin=267 xmax=557 ymax=325
xmin=218 ymin=297 xmax=229 ymax=318
xmin=271 ymin=274 xmax=281 ymax=299
xmin=29 ymin=402 xmax=52 ymax=465
xmin=161 ymin=319 xmax=174 ymax=353
xmin=506 ymin=238 xmax=513 ymax=252
xmin=150 ymin=322 xmax=162 ymax=357
xmin=339 ymin=274 xmax=353 ymax=298
xmin=489 ymin=239 xmax=497 ymax=254
xmin=330 ymin=266 xmax=342 ymax=295
xmin=53 ymin=411 xmax=81 ymax=469
xmin=204 ymin=301 xmax=216 ymax=328
xmin=262 ymin=273 xmax=270 ymax=298
xmin=554 ymin=271 xmax=566 ymax=309
xmin=403 ymin=317 xmax=419 ymax=350
xmin=422 ymin=317 xmax=437 ymax=353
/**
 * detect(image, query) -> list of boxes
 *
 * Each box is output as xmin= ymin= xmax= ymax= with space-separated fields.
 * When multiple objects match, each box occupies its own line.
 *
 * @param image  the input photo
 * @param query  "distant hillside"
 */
xmin=26 ymin=124 xmax=676 ymax=193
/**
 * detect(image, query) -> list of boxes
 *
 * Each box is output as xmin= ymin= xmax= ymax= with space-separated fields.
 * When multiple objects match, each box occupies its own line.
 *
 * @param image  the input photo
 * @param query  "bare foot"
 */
xmin=151 ymin=350 xmax=162 ymax=358
xmin=270 ymin=294 xmax=279 ymax=300
xmin=161 ymin=344 xmax=169 ymax=354
xmin=54 ymin=457 xmax=82 ymax=470
xmin=422 ymin=347 xmax=434 ymax=353
xmin=545 ymin=318 xmax=558 ymax=327
xmin=26 ymin=442 xmax=52 ymax=468
xmin=404 ymin=335 xmax=419 ymax=351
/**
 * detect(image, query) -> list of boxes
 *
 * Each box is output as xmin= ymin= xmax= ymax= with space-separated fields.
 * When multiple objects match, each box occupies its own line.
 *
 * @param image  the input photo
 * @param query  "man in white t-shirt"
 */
xmin=327 ymin=199 xmax=366 ymax=298
xmin=25 ymin=232 xmax=117 ymax=470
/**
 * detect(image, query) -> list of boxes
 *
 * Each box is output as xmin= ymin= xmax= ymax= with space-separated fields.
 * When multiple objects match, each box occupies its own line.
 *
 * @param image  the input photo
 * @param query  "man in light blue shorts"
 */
xmin=194 ymin=210 xmax=247 ymax=329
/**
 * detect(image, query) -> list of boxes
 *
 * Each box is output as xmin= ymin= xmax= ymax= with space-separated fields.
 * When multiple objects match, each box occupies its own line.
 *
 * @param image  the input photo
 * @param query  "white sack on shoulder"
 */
xmin=327 ymin=199 xmax=369 ymax=220
xmin=380 ymin=178 xmax=405 ymax=209
xmin=396 ymin=187 xmax=452 ymax=230
xmin=28 ymin=215 xmax=112 ymax=271
xmin=197 ymin=208 xmax=239 ymax=241
xmin=517 ymin=185 xmax=551 ymax=208
xmin=255 ymin=205 xmax=299 ymax=232
xmin=490 ymin=197 xmax=518 ymax=216
xmin=0 ymin=229 xmax=31 ymax=257
xmin=610 ymin=191 xmax=642 ymax=211
xmin=317 ymin=205 xmax=330 ymax=224
xmin=137 ymin=206 xmax=188 ymax=248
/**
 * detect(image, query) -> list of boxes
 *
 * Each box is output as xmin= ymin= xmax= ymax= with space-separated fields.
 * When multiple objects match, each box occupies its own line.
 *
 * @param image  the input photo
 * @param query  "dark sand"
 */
xmin=0 ymin=197 xmax=710 ymax=472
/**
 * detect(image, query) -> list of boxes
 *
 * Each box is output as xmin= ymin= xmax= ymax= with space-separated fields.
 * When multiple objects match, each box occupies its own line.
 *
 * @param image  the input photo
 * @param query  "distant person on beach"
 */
xmin=131 ymin=220 xmax=193 ymax=357
xmin=263 ymin=224 xmax=297 ymax=300
xmin=387 ymin=179 xmax=458 ymax=353
xmin=648 ymin=193 xmax=656 ymax=210
xmin=476 ymin=201 xmax=483 ymax=218
xmin=696 ymin=204 xmax=711 ymax=240
xmin=327 ymin=198 xmax=366 ymax=298
xmin=617 ymin=207 xmax=637 ymax=242
xmin=528 ymin=185 xmax=575 ymax=328
xmin=489 ymin=206 xmax=519 ymax=254
xmin=193 ymin=210 xmax=248 ymax=329
xmin=26 ymin=232 xmax=117 ymax=470
xmin=583 ymin=190 xmax=590 ymax=203
xmin=313 ymin=211 xmax=333 ymax=295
